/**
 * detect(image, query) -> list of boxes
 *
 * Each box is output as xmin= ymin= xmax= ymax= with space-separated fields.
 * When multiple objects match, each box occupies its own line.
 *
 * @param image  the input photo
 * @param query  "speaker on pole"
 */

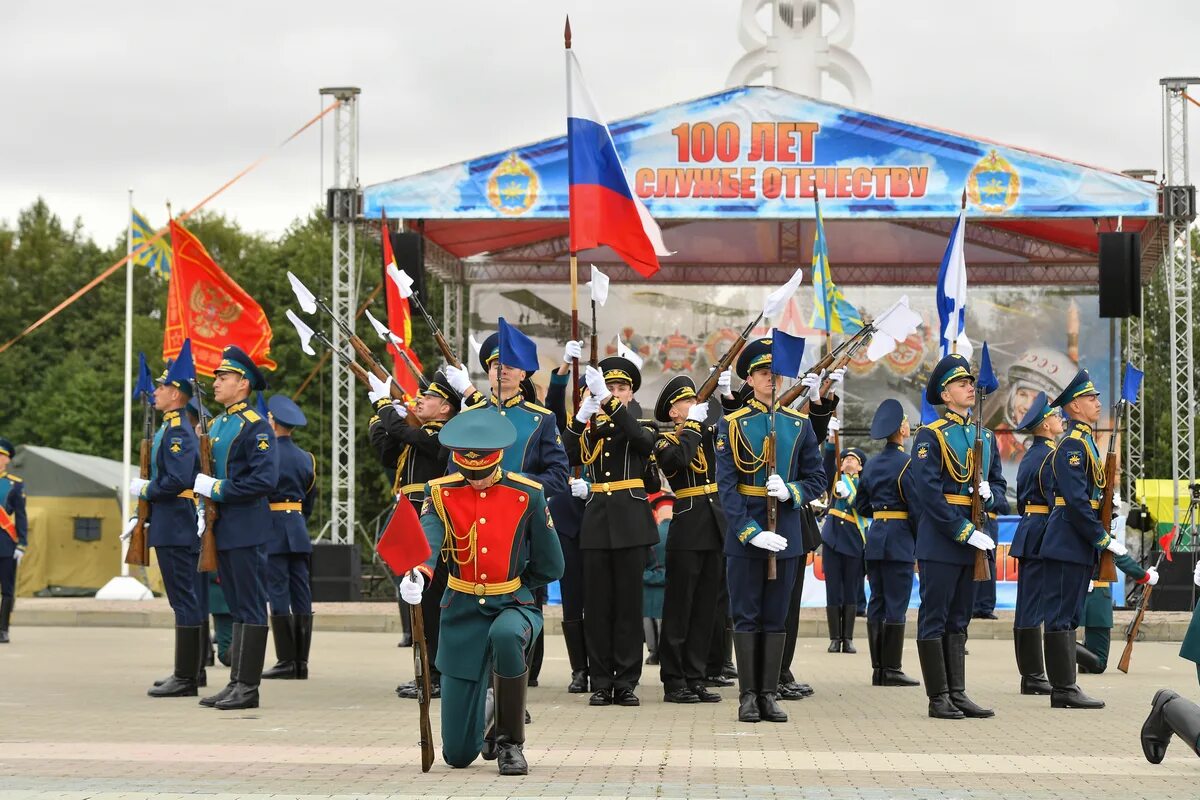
xmin=1098 ymin=232 xmax=1141 ymax=318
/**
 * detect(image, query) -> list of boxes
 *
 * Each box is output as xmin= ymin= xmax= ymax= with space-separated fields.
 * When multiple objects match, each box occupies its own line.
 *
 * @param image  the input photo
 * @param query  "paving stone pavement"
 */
xmin=0 ymin=625 xmax=1197 ymax=799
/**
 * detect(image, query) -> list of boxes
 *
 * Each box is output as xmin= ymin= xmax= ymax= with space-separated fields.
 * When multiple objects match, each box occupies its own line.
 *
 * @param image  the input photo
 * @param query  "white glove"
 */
xmin=976 ymin=481 xmax=992 ymax=502
xmin=193 ymin=473 xmax=217 ymax=499
xmin=801 ymin=370 xmax=824 ymax=402
xmin=717 ymin=369 xmax=732 ymax=398
xmin=967 ymin=530 xmax=996 ymax=551
xmin=13 ymin=547 xmax=23 ymax=563
xmin=367 ymin=372 xmax=393 ymax=404
xmin=399 ymin=571 xmax=425 ymax=605
xmin=750 ymin=530 xmax=788 ymax=552
xmin=562 ymin=340 xmax=583 ymax=363
xmin=128 ymin=477 xmax=149 ymax=498
xmin=1113 ymin=491 xmax=1124 ymax=509
xmin=569 ymin=478 xmax=590 ymax=499
xmin=1088 ymin=580 xmax=1095 ymax=593
xmin=1105 ymin=538 xmax=1128 ymax=557
xmin=391 ymin=400 xmax=408 ymax=419
xmin=196 ymin=506 xmax=206 ymax=538
xmin=120 ymin=516 xmax=138 ymax=542
xmin=575 ymin=395 xmax=602 ymax=423
xmin=1193 ymin=561 xmax=1200 ymax=588
xmin=686 ymin=401 xmax=710 ymax=423
xmin=828 ymin=416 xmax=841 ymax=434
xmin=444 ymin=364 xmax=474 ymax=395
xmin=827 ymin=367 xmax=846 ymax=394
xmin=584 ymin=365 xmax=612 ymax=402
xmin=834 ymin=479 xmax=850 ymax=499
xmin=765 ymin=474 xmax=790 ymax=501
xmin=1144 ymin=567 xmax=1160 ymax=586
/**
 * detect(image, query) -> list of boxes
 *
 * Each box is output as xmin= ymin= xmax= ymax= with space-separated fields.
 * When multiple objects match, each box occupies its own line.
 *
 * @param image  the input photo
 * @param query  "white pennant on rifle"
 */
xmin=762 ymin=267 xmax=804 ymax=318
xmin=587 ymin=264 xmax=610 ymax=306
xmin=866 ymin=295 xmax=923 ymax=362
xmin=616 ymin=336 xmax=644 ymax=370
xmin=387 ymin=263 xmax=414 ymax=299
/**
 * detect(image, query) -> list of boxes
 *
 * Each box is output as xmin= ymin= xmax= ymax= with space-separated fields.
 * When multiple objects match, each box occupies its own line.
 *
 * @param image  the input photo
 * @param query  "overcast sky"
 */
xmin=2 ymin=0 xmax=1198 ymax=243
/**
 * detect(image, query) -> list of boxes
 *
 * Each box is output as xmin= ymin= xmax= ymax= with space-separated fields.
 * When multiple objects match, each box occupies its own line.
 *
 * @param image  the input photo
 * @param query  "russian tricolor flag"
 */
xmin=566 ymin=50 xmax=670 ymax=277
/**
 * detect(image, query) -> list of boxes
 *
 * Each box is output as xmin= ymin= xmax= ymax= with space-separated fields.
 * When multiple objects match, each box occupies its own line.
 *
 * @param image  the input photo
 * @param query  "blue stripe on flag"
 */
xmin=567 ymin=117 xmax=634 ymax=200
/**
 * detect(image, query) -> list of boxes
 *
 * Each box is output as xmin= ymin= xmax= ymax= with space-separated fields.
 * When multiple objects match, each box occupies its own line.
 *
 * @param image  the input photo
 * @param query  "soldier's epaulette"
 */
xmin=927 ymin=419 xmax=949 ymax=431
xmin=369 ymin=415 xmax=381 ymax=426
xmin=506 ymin=472 xmax=543 ymax=490
xmin=658 ymin=431 xmax=681 ymax=445
xmin=169 ymin=416 xmax=182 ymax=427
xmin=522 ymin=401 xmax=552 ymax=415
xmin=242 ymin=409 xmax=262 ymax=423
xmin=428 ymin=474 xmax=465 ymax=488
xmin=464 ymin=397 xmax=489 ymax=412
xmin=778 ymin=405 xmax=808 ymax=420
xmin=6 ymin=473 xmax=22 ymax=483
xmin=725 ymin=407 xmax=753 ymax=422
xmin=1068 ymin=430 xmax=1086 ymax=441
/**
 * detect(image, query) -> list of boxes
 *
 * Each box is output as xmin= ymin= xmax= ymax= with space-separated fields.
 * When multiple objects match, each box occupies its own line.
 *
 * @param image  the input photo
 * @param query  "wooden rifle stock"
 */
xmin=197 ymin=431 xmax=219 ymax=573
xmin=1096 ymin=413 xmax=1121 ymax=582
xmin=697 ymin=315 xmax=763 ymax=402
xmin=765 ymin=429 xmax=778 ymax=581
xmin=777 ymin=327 xmax=869 ymax=409
xmin=124 ymin=438 xmax=152 ymax=567
xmin=409 ymin=577 xmax=435 ymax=772
xmin=350 ymin=334 xmax=421 ymax=427
xmin=970 ymin=392 xmax=991 ymax=582
xmin=1118 ymin=581 xmax=1154 ymax=674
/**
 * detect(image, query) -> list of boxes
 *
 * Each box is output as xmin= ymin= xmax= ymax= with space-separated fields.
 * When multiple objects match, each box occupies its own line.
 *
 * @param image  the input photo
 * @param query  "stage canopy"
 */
xmin=365 ymin=85 xmax=1164 ymax=286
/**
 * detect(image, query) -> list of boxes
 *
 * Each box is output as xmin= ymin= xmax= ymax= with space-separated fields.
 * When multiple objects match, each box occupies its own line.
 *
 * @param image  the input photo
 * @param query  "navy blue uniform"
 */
xmin=972 ymin=435 xmax=1010 ymax=616
xmin=856 ymin=442 xmax=918 ymax=624
xmin=1011 ymin=436 xmax=1056 ymax=628
xmin=208 ymin=400 xmax=279 ymax=626
xmin=821 ymin=446 xmax=865 ymax=608
xmin=460 ymin=392 xmax=570 ymax=500
xmin=139 ymin=408 xmax=203 ymax=626
xmin=266 ymin=436 xmax=316 ymax=616
xmin=0 ymin=471 xmax=28 ymax=599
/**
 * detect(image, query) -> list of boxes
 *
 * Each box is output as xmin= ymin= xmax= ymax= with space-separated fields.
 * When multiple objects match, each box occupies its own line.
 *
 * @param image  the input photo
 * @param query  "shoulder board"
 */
xmin=778 ymin=406 xmax=808 ymax=420
xmin=428 ymin=474 xmax=465 ymax=488
xmin=725 ymin=407 xmax=752 ymax=422
xmin=242 ymin=409 xmax=262 ymax=423
xmin=521 ymin=401 xmax=552 ymax=415
xmin=1068 ymin=430 xmax=1086 ymax=441
xmin=464 ymin=398 xmax=489 ymax=412
xmin=170 ymin=417 xmax=182 ymax=427
xmin=506 ymin=472 xmax=543 ymax=490
xmin=927 ymin=419 xmax=949 ymax=430
xmin=659 ymin=432 xmax=680 ymax=445
xmin=369 ymin=415 xmax=380 ymax=425
xmin=6 ymin=474 xmax=21 ymax=483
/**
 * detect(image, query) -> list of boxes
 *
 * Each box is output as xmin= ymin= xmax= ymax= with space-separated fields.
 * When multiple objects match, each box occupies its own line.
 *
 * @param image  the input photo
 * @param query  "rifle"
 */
xmin=696 ymin=315 xmax=761 ymax=402
xmin=194 ymin=380 xmax=219 ymax=573
xmin=408 ymin=571 xmax=435 ymax=771
xmin=765 ymin=378 xmax=778 ymax=581
xmin=969 ymin=387 xmax=991 ymax=582
xmin=777 ymin=327 xmax=870 ymax=409
xmin=1096 ymin=400 xmax=1125 ymax=582
xmin=1116 ymin=549 xmax=1164 ymax=674
xmin=123 ymin=397 xmax=154 ymax=567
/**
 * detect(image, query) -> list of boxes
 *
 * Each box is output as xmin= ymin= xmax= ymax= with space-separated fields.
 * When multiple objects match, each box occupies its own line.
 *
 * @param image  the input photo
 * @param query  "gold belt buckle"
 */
xmin=473 ymin=583 xmax=487 ymax=597
xmin=600 ymin=482 xmax=611 ymax=493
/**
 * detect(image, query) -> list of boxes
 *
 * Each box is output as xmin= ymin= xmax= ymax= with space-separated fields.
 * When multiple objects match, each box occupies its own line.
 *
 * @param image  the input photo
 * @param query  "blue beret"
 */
xmin=1051 ymin=368 xmax=1100 ymax=408
xmin=268 ymin=395 xmax=307 ymax=428
xmin=869 ymin=398 xmax=906 ymax=439
xmin=214 ymin=345 xmax=268 ymax=391
xmin=925 ymin=354 xmax=975 ymax=405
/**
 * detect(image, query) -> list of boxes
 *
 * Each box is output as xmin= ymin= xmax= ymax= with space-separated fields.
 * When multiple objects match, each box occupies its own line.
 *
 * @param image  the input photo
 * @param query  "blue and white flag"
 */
xmin=936 ymin=206 xmax=968 ymax=356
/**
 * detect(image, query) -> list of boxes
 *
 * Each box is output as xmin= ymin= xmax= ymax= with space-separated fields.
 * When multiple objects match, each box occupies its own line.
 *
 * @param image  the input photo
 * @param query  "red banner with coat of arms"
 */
xmin=163 ymin=219 xmax=276 ymax=376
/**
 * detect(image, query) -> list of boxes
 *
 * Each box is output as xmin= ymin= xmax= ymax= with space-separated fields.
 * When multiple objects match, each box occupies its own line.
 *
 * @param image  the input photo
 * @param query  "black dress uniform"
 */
xmin=855 ymin=399 xmax=920 ymax=687
xmin=654 ymin=376 xmax=727 ymax=703
xmin=821 ymin=445 xmax=866 ymax=654
xmin=565 ymin=356 xmax=661 ymax=706
xmin=196 ymin=346 xmax=279 ymax=711
xmin=369 ymin=373 xmax=458 ymax=697
xmin=1010 ymin=393 xmax=1057 ymax=695
xmin=0 ymin=437 xmax=25 ymax=645
xmin=911 ymin=354 xmax=1000 ymax=720
xmin=262 ymin=395 xmax=317 ymax=681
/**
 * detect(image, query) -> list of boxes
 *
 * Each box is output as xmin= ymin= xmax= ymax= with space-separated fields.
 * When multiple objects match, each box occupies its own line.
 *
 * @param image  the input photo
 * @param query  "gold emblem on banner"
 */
xmin=487 ymin=153 xmax=540 ymax=216
xmin=189 ymin=283 xmax=243 ymax=338
xmin=967 ymin=150 xmax=1020 ymax=214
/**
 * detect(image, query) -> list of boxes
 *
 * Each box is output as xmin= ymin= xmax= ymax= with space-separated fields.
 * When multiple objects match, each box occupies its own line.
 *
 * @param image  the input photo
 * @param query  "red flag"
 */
xmin=163 ymin=219 xmax=277 ymax=376
xmin=0 ymin=507 xmax=15 ymax=543
xmin=382 ymin=219 xmax=423 ymax=396
xmin=1158 ymin=525 xmax=1177 ymax=562
xmin=375 ymin=499 xmax=432 ymax=575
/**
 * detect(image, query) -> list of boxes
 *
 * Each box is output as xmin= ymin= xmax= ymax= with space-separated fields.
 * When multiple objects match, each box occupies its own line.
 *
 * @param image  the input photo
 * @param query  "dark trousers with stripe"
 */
xmin=217 ymin=544 xmax=269 ymax=626
xmin=584 ymin=546 xmax=645 ymax=691
xmin=916 ymin=559 xmax=974 ymax=639
xmin=267 ymin=553 xmax=313 ymax=616
xmin=558 ymin=533 xmax=585 ymax=622
xmin=823 ymin=547 xmax=863 ymax=607
xmin=1041 ymin=558 xmax=1092 ymax=632
xmin=0 ymin=555 xmax=14 ymax=597
xmin=658 ymin=549 xmax=722 ymax=691
xmin=866 ymin=559 xmax=914 ymax=624
xmin=727 ymin=555 xmax=800 ymax=633
xmin=157 ymin=545 xmax=204 ymax=626
xmin=1013 ymin=556 xmax=1045 ymax=629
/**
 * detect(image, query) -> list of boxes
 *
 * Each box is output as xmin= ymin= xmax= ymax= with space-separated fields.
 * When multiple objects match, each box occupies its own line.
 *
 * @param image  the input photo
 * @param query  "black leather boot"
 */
xmin=944 ymin=632 xmax=993 ymax=717
xmin=216 ymin=623 xmax=267 ymax=710
xmin=880 ymin=623 xmax=919 ymax=687
xmin=397 ymin=600 xmax=413 ymax=648
xmin=0 ymin=594 xmax=13 ymax=643
xmin=720 ymin=626 xmax=737 ymax=678
xmin=494 ymin=671 xmax=529 ymax=775
xmin=867 ymin=620 xmax=881 ymax=685
xmin=196 ymin=624 xmax=209 ymax=687
xmin=294 ymin=614 xmax=312 ymax=679
xmin=148 ymin=625 xmax=201 ymax=697
xmin=840 ymin=605 xmax=858 ymax=654
xmin=733 ymin=631 xmax=760 ymax=723
xmin=917 ymin=638 xmax=963 ymax=719
xmin=262 ymin=614 xmax=297 ymax=679
xmin=1014 ymin=626 xmax=1052 ymax=695
xmin=1075 ymin=640 xmax=1105 ymax=674
xmin=826 ymin=605 xmax=842 ymax=653
xmin=1045 ymin=629 xmax=1103 ymax=709
xmin=562 ymin=619 xmax=589 ymax=693
xmin=200 ymin=622 xmax=241 ymax=707
xmin=757 ymin=632 xmax=788 ymax=723
xmin=1142 ymin=688 xmax=1200 ymax=763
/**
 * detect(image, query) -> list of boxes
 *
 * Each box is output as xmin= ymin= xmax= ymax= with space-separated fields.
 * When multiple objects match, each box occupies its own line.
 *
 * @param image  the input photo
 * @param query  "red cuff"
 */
xmin=1135 ymin=572 xmax=1150 ymax=585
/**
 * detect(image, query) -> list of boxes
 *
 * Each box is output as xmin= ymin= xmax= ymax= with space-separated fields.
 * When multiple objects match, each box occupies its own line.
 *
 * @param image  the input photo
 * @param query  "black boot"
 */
xmin=826 ymin=606 xmax=842 ymax=653
xmin=757 ymin=632 xmax=788 ymax=723
xmin=840 ymin=605 xmax=858 ymax=654
xmin=733 ymin=631 xmax=760 ymax=723
xmin=397 ymin=600 xmax=413 ymax=648
xmin=494 ymin=671 xmax=529 ymax=776
xmin=944 ymin=632 xmax=993 ymax=718
xmin=148 ymin=626 xmax=201 ymax=697
xmin=262 ymin=614 xmax=297 ymax=679
xmin=643 ymin=617 xmax=659 ymax=666
xmin=867 ymin=620 xmax=881 ymax=685
xmin=561 ymin=619 xmax=589 ymax=693
xmin=196 ymin=624 xmax=209 ymax=688
xmin=880 ymin=623 xmax=919 ymax=687
xmin=216 ymin=623 xmax=267 ymax=710
xmin=203 ymin=618 xmax=215 ymax=667
xmin=1014 ymin=627 xmax=1052 ymax=695
xmin=1075 ymin=641 xmax=1105 ymax=674
xmin=294 ymin=614 xmax=312 ymax=679
xmin=1142 ymin=689 xmax=1200 ymax=763
xmin=0 ymin=594 xmax=13 ymax=644
xmin=1045 ymin=629 xmax=1103 ymax=709
xmin=200 ymin=622 xmax=241 ymax=707
xmin=917 ymin=638 xmax=964 ymax=719
xmin=721 ymin=626 xmax=737 ymax=678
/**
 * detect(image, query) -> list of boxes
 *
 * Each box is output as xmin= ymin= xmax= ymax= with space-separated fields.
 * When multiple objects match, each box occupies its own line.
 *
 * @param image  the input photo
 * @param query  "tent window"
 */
xmin=74 ymin=517 xmax=102 ymax=542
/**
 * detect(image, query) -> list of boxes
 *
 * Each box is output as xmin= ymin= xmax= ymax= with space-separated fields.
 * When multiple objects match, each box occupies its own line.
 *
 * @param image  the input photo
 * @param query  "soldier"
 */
xmin=128 ymin=357 xmax=203 ymax=696
xmin=368 ymin=372 xmax=459 ymax=700
xmin=565 ymin=357 xmax=661 ymax=707
xmin=0 ymin=438 xmax=28 ymax=644
xmin=261 ymin=395 xmax=317 ymax=681
xmin=1178 ymin=560 xmax=1200 ymax=685
xmin=643 ymin=492 xmax=671 ymax=667
xmin=1009 ymin=393 xmax=1060 ymax=695
xmin=715 ymin=337 xmax=825 ymax=724
xmin=192 ymin=346 xmax=279 ymax=711
xmin=653 ymin=375 xmax=727 ymax=704
xmin=911 ymin=354 xmax=999 ymax=720
xmin=821 ymin=445 xmax=867 ymax=654
xmin=398 ymin=410 xmax=564 ymax=776
xmin=855 ymin=399 xmax=919 ymax=687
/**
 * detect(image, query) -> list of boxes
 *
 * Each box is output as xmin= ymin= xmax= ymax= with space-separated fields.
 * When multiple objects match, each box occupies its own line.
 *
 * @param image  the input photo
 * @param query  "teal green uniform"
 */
xmin=1078 ymin=552 xmax=1150 ymax=672
xmin=643 ymin=519 xmax=669 ymax=620
xmin=1179 ymin=588 xmax=1200 ymax=683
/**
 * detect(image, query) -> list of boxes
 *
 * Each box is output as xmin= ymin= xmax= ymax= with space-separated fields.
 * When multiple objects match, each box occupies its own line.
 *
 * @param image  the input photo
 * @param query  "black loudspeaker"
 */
xmin=389 ymin=231 xmax=427 ymax=301
xmin=1149 ymin=552 xmax=1199 ymax=612
xmin=1098 ymin=232 xmax=1141 ymax=318
xmin=310 ymin=543 xmax=362 ymax=602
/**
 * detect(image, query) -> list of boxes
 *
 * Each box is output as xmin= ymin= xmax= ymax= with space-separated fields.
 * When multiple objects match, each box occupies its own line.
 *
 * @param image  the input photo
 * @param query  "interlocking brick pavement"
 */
xmin=0 ymin=625 xmax=1197 ymax=799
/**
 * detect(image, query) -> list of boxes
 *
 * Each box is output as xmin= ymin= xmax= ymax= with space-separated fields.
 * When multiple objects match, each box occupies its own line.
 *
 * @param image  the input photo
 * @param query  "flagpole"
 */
xmin=565 ymin=16 xmax=581 ymax=412
xmin=120 ymin=189 xmax=134 ymax=575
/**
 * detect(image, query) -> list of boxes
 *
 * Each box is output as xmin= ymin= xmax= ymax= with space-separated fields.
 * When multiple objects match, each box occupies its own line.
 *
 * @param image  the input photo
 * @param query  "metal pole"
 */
xmin=120 ymin=189 xmax=134 ymax=575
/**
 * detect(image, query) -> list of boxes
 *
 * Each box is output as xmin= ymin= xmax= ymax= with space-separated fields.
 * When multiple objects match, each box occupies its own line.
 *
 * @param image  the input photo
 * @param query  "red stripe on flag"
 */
xmin=1158 ymin=525 xmax=1177 ymax=561
xmin=381 ymin=219 xmax=423 ymax=396
xmin=375 ymin=499 xmax=431 ymax=576
xmin=569 ymin=184 xmax=661 ymax=277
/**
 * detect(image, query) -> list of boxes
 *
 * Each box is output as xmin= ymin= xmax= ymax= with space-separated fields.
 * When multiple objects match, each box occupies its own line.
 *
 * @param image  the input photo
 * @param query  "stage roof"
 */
xmin=364 ymin=86 xmax=1163 ymax=285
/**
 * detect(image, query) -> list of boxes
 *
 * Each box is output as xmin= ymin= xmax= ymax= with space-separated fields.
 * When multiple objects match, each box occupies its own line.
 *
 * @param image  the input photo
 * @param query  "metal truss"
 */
xmin=893 ymin=219 xmax=1096 ymax=263
xmin=1125 ymin=292 xmax=1144 ymax=501
xmin=321 ymin=87 xmax=361 ymax=546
